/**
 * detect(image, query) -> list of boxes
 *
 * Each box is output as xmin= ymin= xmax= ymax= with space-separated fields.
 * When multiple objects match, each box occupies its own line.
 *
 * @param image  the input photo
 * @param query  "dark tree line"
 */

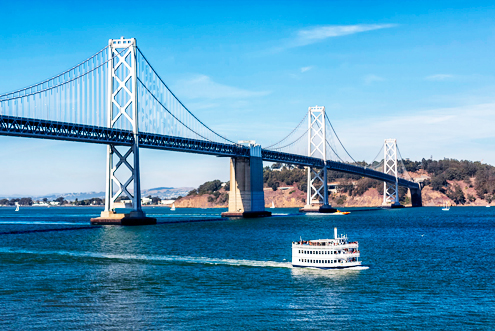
xmin=186 ymin=179 xmax=229 ymax=204
xmin=419 ymin=158 xmax=495 ymax=203
xmin=0 ymin=198 xmax=33 ymax=206
xmin=264 ymin=166 xmax=307 ymax=192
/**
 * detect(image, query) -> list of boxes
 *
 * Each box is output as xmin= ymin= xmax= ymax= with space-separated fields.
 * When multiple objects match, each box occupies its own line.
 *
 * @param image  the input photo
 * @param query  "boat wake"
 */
xmin=0 ymin=221 xmax=85 ymax=225
xmin=0 ymin=247 xmax=292 ymax=269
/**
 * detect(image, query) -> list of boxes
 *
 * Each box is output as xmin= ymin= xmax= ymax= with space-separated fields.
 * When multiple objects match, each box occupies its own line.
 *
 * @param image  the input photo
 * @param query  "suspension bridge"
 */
xmin=0 ymin=37 xmax=421 ymax=225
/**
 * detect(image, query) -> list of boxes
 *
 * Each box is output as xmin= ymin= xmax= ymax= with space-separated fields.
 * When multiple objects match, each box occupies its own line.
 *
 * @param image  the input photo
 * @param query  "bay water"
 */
xmin=0 ymin=206 xmax=494 ymax=330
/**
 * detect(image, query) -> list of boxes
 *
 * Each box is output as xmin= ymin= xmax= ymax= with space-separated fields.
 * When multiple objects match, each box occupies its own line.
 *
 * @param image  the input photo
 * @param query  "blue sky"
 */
xmin=1 ymin=0 xmax=495 ymax=195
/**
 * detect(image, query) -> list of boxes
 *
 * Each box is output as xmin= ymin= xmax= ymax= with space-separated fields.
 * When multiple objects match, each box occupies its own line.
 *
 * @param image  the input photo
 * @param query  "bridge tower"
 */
xmin=300 ymin=106 xmax=335 ymax=213
xmin=382 ymin=138 xmax=402 ymax=207
xmin=91 ymin=37 xmax=155 ymax=225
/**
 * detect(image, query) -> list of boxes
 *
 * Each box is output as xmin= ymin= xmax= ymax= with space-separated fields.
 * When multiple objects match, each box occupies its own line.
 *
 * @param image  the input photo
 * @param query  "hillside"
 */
xmin=174 ymin=159 xmax=495 ymax=208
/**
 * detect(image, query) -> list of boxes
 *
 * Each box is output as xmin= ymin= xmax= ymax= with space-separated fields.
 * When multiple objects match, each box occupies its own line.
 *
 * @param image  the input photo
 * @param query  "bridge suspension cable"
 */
xmin=324 ymin=112 xmax=357 ymax=164
xmin=0 ymin=46 xmax=109 ymax=99
xmin=136 ymin=48 xmax=235 ymax=144
xmin=325 ymin=139 xmax=346 ymax=163
xmin=0 ymin=44 xmax=236 ymax=144
xmin=137 ymin=78 xmax=213 ymax=142
xmin=0 ymin=46 xmax=131 ymax=128
xmin=265 ymin=111 xmax=308 ymax=149
xmin=396 ymin=145 xmax=413 ymax=181
xmin=367 ymin=145 xmax=385 ymax=171
xmin=269 ymin=126 xmax=309 ymax=151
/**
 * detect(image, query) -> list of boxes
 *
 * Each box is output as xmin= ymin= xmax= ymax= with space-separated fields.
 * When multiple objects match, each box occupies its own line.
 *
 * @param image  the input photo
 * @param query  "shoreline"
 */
xmin=0 ymin=205 xmax=491 ymax=209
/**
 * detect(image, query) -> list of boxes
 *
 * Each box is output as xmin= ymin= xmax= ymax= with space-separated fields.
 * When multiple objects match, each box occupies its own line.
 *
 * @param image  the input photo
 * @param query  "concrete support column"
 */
xmin=410 ymin=187 xmax=422 ymax=207
xmin=222 ymin=144 xmax=271 ymax=218
xmin=323 ymin=165 xmax=329 ymax=207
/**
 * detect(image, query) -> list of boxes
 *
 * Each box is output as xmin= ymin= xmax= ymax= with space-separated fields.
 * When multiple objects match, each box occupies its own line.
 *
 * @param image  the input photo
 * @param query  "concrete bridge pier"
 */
xmin=410 ymin=187 xmax=423 ymax=207
xmin=221 ymin=144 xmax=271 ymax=218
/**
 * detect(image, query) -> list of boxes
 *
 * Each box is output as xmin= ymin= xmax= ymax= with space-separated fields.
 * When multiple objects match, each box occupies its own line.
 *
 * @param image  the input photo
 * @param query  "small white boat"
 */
xmin=442 ymin=201 xmax=450 ymax=211
xmin=270 ymin=201 xmax=275 ymax=209
xmin=292 ymin=228 xmax=364 ymax=269
xmin=15 ymin=202 xmax=19 ymax=212
xmin=486 ymin=205 xmax=490 ymax=208
xmin=170 ymin=203 xmax=176 ymax=211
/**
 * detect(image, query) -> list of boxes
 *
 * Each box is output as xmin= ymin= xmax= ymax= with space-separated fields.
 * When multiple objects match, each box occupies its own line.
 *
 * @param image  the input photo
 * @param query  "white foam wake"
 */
xmin=0 ymin=221 xmax=85 ymax=225
xmin=0 ymin=247 xmax=292 ymax=269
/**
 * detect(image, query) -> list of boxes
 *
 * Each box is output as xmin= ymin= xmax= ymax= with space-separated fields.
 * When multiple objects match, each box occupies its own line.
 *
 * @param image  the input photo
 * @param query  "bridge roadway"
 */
xmin=0 ymin=115 xmax=419 ymax=190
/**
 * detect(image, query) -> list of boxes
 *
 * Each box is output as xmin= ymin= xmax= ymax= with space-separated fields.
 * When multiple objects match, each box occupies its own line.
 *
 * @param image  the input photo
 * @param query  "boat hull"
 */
xmin=292 ymin=264 xmax=364 ymax=269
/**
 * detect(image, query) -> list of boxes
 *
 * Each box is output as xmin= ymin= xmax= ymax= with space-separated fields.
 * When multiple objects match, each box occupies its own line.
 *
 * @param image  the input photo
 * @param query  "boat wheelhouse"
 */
xmin=292 ymin=227 xmax=362 ymax=269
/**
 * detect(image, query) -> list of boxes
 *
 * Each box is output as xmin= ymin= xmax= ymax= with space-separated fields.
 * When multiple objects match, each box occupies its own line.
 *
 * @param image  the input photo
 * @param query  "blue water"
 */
xmin=0 ymin=206 xmax=494 ymax=330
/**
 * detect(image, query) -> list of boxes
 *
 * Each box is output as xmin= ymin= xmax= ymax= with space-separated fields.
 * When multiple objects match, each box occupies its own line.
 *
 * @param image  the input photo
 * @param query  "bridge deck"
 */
xmin=0 ymin=116 xmax=419 ymax=189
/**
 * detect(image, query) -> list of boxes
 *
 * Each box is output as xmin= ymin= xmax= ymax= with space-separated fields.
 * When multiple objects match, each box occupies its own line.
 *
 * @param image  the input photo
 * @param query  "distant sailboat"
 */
xmin=170 ymin=203 xmax=176 ymax=211
xmin=270 ymin=201 xmax=275 ymax=209
xmin=442 ymin=201 xmax=450 ymax=211
xmin=15 ymin=202 xmax=19 ymax=212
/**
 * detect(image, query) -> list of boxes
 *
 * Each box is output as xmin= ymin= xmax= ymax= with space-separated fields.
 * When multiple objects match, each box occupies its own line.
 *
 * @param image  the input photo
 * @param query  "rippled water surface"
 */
xmin=1 ymin=206 xmax=494 ymax=330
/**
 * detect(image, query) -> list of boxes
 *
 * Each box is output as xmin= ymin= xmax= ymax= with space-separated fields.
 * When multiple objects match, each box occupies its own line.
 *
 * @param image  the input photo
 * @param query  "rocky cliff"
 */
xmin=174 ymin=172 xmax=493 ymax=208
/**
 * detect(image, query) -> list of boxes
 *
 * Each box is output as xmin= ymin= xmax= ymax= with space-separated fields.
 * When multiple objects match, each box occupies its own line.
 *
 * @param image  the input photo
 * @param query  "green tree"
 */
xmin=446 ymin=184 xmax=466 ymax=205
xmin=19 ymin=197 xmax=33 ymax=206
xmin=197 ymin=180 xmax=222 ymax=194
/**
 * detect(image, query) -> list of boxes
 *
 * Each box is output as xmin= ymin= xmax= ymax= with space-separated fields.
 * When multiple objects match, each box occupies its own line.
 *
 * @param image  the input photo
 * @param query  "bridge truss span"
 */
xmin=0 ymin=115 xmax=249 ymax=158
xmin=0 ymin=37 xmax=423 ymax=221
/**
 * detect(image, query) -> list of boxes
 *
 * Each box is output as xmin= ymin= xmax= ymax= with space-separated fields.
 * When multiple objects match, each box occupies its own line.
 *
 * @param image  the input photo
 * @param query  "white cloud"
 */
xmin=331 ymin=103 xmax=495 ymax=164
xmin=363 ymin=74 xmax=385 ymax=85
xmin=425 ymin=74 xmax=454 ymax=81
xmin=173 ymin=75 xmax=270 ymax=100
xmin=300 ymin=66 xmax=313 ymax=73
xmin=293 ymin=24 xmax=397 ymax=47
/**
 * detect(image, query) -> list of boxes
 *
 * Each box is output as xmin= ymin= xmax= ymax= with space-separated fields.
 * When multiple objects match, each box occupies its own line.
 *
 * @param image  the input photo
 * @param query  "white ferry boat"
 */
xmin=292 ymin=228 xmax=362 ymax=269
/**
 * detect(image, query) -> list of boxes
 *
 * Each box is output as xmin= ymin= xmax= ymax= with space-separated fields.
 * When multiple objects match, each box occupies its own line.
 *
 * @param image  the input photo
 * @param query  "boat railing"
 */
xmin=292 ymin=241 xmax=358 ymax=247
